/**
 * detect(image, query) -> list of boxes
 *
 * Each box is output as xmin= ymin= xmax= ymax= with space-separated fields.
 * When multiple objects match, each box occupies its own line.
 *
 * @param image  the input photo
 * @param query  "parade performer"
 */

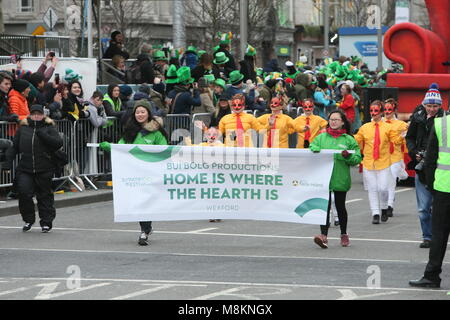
xmin=354 ymin=100 xmax=405 ymax=224
xmin=293 ymin=99 xmax=328 ymax=148
xmin=100 ymin=100 xmax=168 ymax=246
xmin=218 ymin=93 xmax=262 ymax=147
xmin=257 ymin=97 xmax=295 ymax=148
xmin=310 ymin=110 xmax=362 ymax=248
xmin=383 ymin=98 xmax=409 ymax=217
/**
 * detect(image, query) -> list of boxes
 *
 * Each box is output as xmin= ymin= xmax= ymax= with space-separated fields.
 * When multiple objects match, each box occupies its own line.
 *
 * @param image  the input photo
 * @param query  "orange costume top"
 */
xmin=292 ymin=114 xmax=328 ymax=148
xmin=257 ymin=113 xmax=295 ymax=148
xmin=384 ymin=118 xmax=408 ymax=163
xmin=354 ymin=120 xmax=404 ymax=170
xmin=218 ymin=112 xmax=263 ymax=147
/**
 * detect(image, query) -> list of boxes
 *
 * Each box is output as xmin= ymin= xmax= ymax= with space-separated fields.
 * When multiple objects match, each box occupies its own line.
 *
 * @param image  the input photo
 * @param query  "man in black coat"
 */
xmin=405 ymin=84 xmax=448 ymax=248
xmin=103 ymin=30 xmax=130 ymax=60
xmin=4 ymin=105 xmax=63 ymax=233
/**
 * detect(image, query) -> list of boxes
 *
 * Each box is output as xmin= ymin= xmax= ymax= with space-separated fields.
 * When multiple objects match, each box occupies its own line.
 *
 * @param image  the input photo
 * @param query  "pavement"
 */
xmin=0 ymin=168 xmax=449 ymax=303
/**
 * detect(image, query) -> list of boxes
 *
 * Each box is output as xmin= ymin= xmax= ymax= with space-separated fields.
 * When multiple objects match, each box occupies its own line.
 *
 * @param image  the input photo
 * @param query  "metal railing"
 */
xmin=0 ymin=34 xmax=70 ymax=57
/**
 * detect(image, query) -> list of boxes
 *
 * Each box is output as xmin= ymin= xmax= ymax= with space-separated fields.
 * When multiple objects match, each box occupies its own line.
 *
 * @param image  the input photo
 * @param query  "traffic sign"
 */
xmin=43 ymin=7 xmax=58 ymax=30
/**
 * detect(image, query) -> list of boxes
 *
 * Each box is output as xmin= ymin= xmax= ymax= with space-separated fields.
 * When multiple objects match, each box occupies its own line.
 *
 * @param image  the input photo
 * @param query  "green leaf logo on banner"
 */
xmin=129 ymin=146 xmax=181 ymax=162
xmin=294 ymin=198 xmax=329 ymax=217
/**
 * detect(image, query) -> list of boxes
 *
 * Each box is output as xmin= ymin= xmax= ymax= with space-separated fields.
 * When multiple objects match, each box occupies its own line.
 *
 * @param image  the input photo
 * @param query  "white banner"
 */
xmin=111 ymin=145 xmax=335 ymax=225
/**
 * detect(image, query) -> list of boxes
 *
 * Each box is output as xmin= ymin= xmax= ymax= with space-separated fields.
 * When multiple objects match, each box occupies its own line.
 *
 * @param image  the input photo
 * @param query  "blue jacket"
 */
xmin=167 ymin=86 xmax=201 ymax=114
xmin=224 ymin=86 xmax=264 ymax=111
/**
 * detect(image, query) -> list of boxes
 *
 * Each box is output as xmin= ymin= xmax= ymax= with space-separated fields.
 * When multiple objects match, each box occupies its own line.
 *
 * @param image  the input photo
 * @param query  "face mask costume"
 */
xmin=370 ymin=104 xmax=382 ymax=118
xmin=231 ymin=98 xmax=245 ymax=113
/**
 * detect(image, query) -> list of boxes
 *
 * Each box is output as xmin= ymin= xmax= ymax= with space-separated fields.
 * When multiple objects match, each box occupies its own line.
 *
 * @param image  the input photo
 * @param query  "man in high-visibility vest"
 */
xmin=409 ymin=113 xmax=450 ymax=288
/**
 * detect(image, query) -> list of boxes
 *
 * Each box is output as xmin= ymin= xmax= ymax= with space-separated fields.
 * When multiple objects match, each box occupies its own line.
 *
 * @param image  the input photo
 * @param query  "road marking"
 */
xmin=192 ymin=286 xmax=261 ymax=300
xmin=0 ymin=247 xmax=412 ymax=263
xmin=346 ymin=199 xmax=363 ymax=204
xmin=395 ymin=188 xmax=414 ymax=193
xmin=2 ymin=276 xmax=448 ymax=294
xmin=337 ymin=288 xmax=399 ymax=300
xmin=111 ymin=284 xmax=207 ymax=300
xmin=34 ymin=282 xmax=110 ymax=299
xmin=0 ymin=286 xmax=31 ymax=297
xmin=186 ymin=228 xmax=218 ymax=233
xmin=0 ymin=225 xmax=427 ymax=244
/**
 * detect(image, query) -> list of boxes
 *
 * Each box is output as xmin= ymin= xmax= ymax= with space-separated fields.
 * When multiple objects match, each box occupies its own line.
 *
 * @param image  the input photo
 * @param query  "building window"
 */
xmin=18 ymin=0 xmax=35 ymax=13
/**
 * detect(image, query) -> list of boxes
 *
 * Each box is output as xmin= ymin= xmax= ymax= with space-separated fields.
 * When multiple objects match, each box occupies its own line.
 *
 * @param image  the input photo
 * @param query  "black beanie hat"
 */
xmin=13 ymin=79 xmax=30 ymax=93
xmin=29 ymin=104 xmax=44 ymax=114
xmin=30 ymin=72 xmax=45 ymax=88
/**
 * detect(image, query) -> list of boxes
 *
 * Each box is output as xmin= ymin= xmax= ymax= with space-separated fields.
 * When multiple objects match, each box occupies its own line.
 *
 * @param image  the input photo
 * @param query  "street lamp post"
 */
xmin=377 ymin=0 xmax=383 ymax=70
xmin=240 ymin=0 xmax=248 ymax=61
xmin=324 ymin=0 xmax=329 ymax=57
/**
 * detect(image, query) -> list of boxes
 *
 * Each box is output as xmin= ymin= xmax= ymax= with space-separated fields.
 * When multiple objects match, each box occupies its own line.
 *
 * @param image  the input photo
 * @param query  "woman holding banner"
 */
xmin=100 ymin=99 xmax=168 ymax=246
xmin=310 ymin=110 xmax=362 ymax=248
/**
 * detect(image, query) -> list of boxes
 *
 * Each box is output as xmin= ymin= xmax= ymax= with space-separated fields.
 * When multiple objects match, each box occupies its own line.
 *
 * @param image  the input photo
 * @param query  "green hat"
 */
xmin=203 ymin=74 xmax=215 ymax=83
xmin=152 ymin=44 xmax=163 ymax=50
xmin=176 ymin=66 xmax=194 ymax=85
xmin=228 ymin=70 xmax=244 ymax=85
xmin=213 ymin=52 xmax=229 ymax=65
xmin=165 ymin=64 xmax=179 ymax=84
xmin=197 ymin=50 xmax=206 ymax=57
xmin=218 ymin=32 xmax=233 ymax=45
xmin=245 ymin=44 xmax=256 ymax=56
xmin=153 ymin=50 xmax=167 ymax=62
xmin=64 ymin=68 xmax=83 ymax=82
xmin=213 ymin=45 xmax=220 ymax=53
xmin=214 ymin=78 xmax=226 ymax=90
xmin=186 ymin=46 xmax=197 ymax=54
xmin=133 ymin=99 xmax=152 ymax=113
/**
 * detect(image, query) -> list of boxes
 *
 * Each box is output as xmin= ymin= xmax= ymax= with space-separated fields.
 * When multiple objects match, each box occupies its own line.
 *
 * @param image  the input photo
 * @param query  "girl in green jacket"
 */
xmin=310 ymin=110 xmax=362 ymax=248
xmin=100 ymin=99 xmax=168 ymax=246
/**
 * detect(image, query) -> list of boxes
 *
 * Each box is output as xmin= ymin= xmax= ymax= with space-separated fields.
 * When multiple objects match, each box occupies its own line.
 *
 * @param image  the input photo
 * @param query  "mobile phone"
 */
xmin=49 ymin=51 xmax=55 ymax=57
xmin=54 ymin=73 xmax=60 ymax=85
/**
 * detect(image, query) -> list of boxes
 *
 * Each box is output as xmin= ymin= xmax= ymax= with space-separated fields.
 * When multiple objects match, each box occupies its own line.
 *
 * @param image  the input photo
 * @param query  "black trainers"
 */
xmin=138 ymin=232 xmax=149 ymax=246
xmin=41 ymin=226 xmax=51 ymax=233
xmin=381 ymin=209 xmax=389 ymax=222
xmin=23 ymin=223 xmax=33 ymax=232
xmin=409 ymin=277 xmax=440 ymax=288
xmin=420 ymin=240 xmax=431 ymax=248
xmin=387 ymin=206 xmax=394 ymax=217
xmin=334 ymin=220 xmax=340 ymax=226
xmin=372 ymin=214 xmax=380 ymax=224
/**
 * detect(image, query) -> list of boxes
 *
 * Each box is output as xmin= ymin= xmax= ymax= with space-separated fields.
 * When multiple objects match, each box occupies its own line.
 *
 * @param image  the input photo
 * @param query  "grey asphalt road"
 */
xmin=0 ymin=168 xmax=449 ymax=301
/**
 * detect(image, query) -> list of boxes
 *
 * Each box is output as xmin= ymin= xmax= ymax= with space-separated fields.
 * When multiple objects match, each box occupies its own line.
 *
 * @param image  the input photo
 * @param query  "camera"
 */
xmin=415 ymin=150 xmax=426 ymax=171
xmin=49 ymin=51 xmax=55 ymax=58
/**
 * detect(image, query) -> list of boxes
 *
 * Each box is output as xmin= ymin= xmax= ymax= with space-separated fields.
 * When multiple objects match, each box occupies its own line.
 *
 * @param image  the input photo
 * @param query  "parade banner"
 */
xmin=111 ymin=145 xmax=335 ymax=225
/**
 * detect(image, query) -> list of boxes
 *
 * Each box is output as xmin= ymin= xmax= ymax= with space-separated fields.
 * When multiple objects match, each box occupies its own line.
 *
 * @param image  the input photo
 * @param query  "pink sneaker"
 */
xmin=341 ymin=234 xmax=350 ymax=247
xmin=313 ymin=235 xmax=328 ymax=249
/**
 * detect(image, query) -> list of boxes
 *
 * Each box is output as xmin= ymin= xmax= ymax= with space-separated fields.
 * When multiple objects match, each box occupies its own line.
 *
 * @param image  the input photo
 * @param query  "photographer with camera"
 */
xmin=406 ymin=83 xmax=448 ymax=248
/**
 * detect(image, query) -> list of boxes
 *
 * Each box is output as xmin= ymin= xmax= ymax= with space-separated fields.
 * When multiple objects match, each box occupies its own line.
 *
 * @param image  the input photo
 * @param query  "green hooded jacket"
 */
xmin=294 ymin=73 xmax=312 ymax=101
xmin=310 ymin=132 xmax=362 ymax=191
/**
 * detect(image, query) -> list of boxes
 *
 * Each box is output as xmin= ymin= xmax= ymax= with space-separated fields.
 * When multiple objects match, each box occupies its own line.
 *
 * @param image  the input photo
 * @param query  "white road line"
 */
xmin=192 ymin=286 xmax=260 ymax=300
xmin=0 ymin=287 xmax=31 ymax=297
xmin=395 ymin=188 xmax=414 ymax=193
xmin=111 ymin=284 xmax=207 ymax=300
xmin=0 ymin=225 xmax=426 ymax=244
xmin=186 ymin=228 xmax=218 ymax=233
xmin=346 ymin=199 xmax=363 ymax=204
xmin=0 ymin=247 xmax=411 ymax=263
xmin=337 ymin=289 xmax=399 ymax=300
xmin=34 ymin=283 xmax=111 ymax=299
xmin=3 ymin=276 xmax=448 ymax=293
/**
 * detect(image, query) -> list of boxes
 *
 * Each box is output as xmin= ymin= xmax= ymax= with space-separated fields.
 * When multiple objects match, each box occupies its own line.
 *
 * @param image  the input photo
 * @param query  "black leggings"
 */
xmin=320 ymin=191 xmax=348 ymax=236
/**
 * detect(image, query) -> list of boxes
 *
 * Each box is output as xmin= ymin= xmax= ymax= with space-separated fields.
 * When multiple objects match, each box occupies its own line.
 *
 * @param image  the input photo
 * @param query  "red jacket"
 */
xmin=339 ymin=94 xmax=355 ymax=123
xmin=8 ymin=89 xmax=29 ymax=120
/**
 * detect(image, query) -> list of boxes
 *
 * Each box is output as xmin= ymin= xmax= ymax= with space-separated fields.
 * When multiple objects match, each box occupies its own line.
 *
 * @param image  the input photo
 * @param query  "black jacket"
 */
xmin=6 ymin=117 xmax=63 ymax=173
xmin=103 ymin=41 xmax=130 ymax=60
xmin=406 ymin=104 xmax=447 ymax=168
xmin=239 ymin=59 xmax=256 ymax=83
xmin=424 ymin=123 xmax=439 ymax=192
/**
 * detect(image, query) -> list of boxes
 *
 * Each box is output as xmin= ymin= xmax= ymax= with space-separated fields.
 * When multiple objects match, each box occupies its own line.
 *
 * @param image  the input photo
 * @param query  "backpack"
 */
xmin=125 ymin=63 xmax=142 ymax=84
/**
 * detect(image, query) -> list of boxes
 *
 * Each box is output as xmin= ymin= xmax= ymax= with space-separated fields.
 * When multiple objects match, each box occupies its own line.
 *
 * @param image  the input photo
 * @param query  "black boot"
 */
xmin=387 ymin=206 xmax=393 ymax=217
xmin=381 ymin=209 xmax=389 ymax=222
xmin=409 ymin=277 xmax=440 ymax=288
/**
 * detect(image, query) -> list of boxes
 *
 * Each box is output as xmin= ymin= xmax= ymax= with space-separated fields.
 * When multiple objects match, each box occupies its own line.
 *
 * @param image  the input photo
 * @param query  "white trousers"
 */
xmin=363 ymin=167 xmax=393 ymax=216
xmin=387 ymin=160 xmax=409 ymax=208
